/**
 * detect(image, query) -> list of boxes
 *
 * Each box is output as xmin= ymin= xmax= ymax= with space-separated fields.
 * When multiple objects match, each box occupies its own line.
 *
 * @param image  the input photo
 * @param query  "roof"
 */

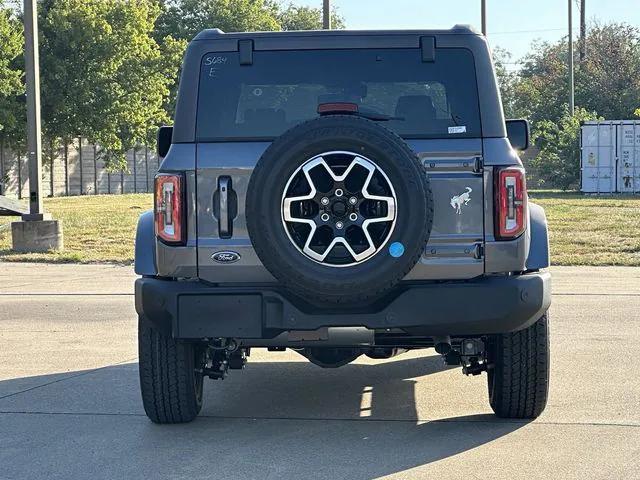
xmin=193 ymin=25 xmax=479 ymax=41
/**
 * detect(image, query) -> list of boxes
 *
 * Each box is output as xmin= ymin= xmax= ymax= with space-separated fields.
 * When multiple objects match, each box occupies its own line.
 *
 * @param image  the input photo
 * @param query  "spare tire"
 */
xmin=246 ymin=115 xmax=433 ymax=304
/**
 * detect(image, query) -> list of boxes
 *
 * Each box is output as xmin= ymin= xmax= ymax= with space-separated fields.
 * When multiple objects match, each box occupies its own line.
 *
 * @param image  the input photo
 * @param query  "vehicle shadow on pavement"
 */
xmin=0 ymin=354 xmax=531 ymax=479
xmin=201 ymin=353 xmax=456 ymax=421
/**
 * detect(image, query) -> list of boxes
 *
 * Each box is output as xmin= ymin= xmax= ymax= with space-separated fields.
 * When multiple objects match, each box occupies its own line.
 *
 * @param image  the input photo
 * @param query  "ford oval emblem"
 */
xmin=212 ymin=251 xmax=241 ymax=263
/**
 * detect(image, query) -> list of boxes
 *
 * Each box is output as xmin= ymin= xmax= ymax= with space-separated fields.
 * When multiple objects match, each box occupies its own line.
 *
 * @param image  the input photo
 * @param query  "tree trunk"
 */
xmin=133 ymin=146 xmax=137 ymax=193
xmin=64 ymin=140 xmax=69 ymax=196
xmin=49 ymin=139 xmax=55 ymax=197
xmin=79 ymin=136 xmax=84 ymax=194
xmin=17 ymin=153 xmax=22 ymax=199
xmin=0 ymin=137 xmax=4 ymax=196
xmin=93 ymin=143 xmax=98 ymax=194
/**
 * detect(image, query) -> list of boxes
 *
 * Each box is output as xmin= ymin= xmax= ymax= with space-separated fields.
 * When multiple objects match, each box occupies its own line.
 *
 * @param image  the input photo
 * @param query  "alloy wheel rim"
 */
xmin=281 ymin=151 xmax=397 ymax=267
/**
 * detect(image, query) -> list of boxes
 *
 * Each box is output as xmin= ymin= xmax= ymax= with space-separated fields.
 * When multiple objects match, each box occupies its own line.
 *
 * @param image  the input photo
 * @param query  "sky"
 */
xmin=293 ymin=0 xmax=640 ymax=69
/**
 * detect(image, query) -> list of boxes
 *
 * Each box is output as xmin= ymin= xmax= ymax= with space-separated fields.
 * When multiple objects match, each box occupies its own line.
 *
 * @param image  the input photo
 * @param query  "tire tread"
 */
xmin=489 ymin=312 xmax=550 ymax=419
xmin=138 ymin=316 xmax=202 ymax=424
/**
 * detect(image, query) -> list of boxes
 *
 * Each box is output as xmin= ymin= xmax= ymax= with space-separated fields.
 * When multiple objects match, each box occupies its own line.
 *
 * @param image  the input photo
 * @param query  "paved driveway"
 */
xmin=0 ymin=264 xmax=638 ymax=479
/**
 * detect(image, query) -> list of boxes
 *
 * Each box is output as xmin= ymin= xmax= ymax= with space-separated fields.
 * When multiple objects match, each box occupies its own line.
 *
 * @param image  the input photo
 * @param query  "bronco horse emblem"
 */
xmin=450 ymin=187 xmax=472 ymax=214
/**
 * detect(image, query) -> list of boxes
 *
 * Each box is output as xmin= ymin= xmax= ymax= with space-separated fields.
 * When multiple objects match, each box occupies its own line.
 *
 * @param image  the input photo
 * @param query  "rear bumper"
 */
xmin=135 ymin=271 xmax=551 ymax=339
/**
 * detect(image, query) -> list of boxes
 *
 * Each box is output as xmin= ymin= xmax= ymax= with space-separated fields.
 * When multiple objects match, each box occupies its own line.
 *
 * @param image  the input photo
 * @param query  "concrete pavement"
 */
xmin=0 ymin=264 xmax=638 ymax=479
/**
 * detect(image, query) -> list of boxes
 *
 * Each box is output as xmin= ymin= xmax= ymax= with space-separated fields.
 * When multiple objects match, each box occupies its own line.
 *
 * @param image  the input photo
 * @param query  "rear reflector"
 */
xmin=495 ymin=167 xmax=527 ymax=239
xmin=155 ymin=173 xmax=185 ymax=245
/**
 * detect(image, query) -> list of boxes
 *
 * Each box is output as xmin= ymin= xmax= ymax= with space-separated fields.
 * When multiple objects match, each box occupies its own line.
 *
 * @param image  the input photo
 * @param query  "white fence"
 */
xmin=0 ymin=138 xmax=160 ymax=198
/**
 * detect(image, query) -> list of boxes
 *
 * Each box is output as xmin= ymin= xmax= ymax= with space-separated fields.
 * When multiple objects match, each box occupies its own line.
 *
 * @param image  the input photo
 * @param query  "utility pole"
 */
xmin=579 ymin=0 xmax=586 ymax=61
xmin=481 ymin=0 xmax=487 ymax=36
xmin=323 ymin=0 xmax=331 ymax=30
xmin=11 ymin=0 xmax=63 ymax=252
xmin=568 ymin=0 xmax=575 ymax=115
xmin=23 ymin=0 xmax=43 ymax=219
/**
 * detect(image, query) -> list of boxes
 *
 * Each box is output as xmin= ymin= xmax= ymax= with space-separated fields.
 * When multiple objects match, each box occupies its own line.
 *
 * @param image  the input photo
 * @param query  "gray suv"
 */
xmin=134 ymin=26 xmax=551 ymax=423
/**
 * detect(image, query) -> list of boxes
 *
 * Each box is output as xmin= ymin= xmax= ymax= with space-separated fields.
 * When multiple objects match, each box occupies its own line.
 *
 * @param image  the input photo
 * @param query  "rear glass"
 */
xmin=196 ymin=48 xmax=481 ymax=140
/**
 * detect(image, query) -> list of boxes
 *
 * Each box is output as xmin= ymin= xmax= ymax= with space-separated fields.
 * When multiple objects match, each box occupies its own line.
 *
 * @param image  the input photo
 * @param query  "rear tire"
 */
xmin=487 ymin=311 xmax=550 ymax=419
xmin=138 ymin=316 xmax=204 ymax=423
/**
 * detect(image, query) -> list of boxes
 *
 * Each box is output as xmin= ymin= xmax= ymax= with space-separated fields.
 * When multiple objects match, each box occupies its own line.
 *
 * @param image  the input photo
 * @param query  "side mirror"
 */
xmin=157 ymin=126 xmax=173 ymax=158
xmin=506 ymin=119 xmax=530 ymax=151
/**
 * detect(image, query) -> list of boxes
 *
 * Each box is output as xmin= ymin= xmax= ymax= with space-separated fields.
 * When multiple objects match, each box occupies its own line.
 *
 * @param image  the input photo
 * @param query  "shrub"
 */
xmin=531 ymin=106 xmax=600 ymax=190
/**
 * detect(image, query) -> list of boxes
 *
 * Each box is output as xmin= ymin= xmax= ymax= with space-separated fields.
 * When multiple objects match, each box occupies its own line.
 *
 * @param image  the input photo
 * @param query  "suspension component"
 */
xmin=199 ymin=341 xmax=249 ymax=379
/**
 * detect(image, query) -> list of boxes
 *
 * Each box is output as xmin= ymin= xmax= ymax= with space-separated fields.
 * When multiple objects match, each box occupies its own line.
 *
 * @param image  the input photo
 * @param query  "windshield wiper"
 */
xmin=357 ymin=111 xmax=404 ymax=122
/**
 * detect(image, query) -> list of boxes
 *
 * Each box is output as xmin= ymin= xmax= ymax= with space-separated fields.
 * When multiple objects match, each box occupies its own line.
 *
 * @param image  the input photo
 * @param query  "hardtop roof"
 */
xmin=193 ymin=25 xmax=479 ymax=41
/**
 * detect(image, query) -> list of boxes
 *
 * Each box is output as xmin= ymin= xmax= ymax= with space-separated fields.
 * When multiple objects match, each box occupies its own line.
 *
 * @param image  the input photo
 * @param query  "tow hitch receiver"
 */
xmin=440 ymin=338 xmax=489 ymax=376
xmin=198 ymin=339 xmax=249 ymax=380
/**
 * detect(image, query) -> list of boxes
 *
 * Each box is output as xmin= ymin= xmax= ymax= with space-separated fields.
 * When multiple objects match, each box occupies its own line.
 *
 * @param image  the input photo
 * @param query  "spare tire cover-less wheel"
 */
xmin=246 ymin=115 xmax=433 ymax=304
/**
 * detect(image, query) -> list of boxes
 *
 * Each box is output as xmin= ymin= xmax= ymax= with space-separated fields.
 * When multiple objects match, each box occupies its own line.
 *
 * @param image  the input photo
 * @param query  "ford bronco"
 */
xmin=134 ymin=26 xmax=551 ymax=424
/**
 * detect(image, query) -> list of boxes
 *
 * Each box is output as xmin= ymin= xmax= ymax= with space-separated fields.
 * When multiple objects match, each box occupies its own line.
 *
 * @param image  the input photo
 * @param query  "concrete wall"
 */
xmin=0 ymin=138 xmax=160 ymax=198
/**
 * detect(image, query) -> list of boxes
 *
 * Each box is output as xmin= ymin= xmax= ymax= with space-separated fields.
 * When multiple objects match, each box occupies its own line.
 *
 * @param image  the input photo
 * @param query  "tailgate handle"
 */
xmin=215 ymin=176 xmax=236 ymax=239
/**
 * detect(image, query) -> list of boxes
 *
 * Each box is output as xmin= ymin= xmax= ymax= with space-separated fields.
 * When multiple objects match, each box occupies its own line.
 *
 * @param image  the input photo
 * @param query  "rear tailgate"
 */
xmin=195 ymin=138 xmax=486 ymax=283
xmin=405 ymin=139 xmax=485 ymax=279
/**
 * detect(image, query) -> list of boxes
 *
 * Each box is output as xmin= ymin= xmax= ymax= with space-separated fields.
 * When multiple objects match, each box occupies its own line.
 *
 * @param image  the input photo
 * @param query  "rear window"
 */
xmin=196 ymin=48 xmax=481 ymax=141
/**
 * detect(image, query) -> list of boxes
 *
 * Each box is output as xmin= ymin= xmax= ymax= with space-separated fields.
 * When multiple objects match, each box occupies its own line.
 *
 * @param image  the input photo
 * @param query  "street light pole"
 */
xmin=568 ymin=0 xmax=575 ymax=115
xmin=23 ymin=0 xmax=44 ymax=219
xmin=11 ymin=0 xmax=63 ymax=253
xmin=323 ymin=0 xmax=331 ymax=30
xmin=481 ymin=0 xmax=487 ymax=36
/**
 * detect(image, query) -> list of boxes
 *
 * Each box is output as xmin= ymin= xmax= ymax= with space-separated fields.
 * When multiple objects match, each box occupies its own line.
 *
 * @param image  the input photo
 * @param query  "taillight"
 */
xmin=155 ymin=173 xmax=185 ymax=245
xmin=495 ymin=167 xmax=527 ymax=239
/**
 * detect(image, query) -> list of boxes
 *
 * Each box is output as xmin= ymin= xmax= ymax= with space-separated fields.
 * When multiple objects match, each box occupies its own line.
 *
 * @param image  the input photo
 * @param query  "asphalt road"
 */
xmin=0 ymin=263 xmax=639 ymax=479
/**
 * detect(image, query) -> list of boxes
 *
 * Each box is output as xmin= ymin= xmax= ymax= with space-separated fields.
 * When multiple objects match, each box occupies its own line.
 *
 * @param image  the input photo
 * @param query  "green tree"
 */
xmin=531 ymin=106 xmax=600 ymax=190
xmin=156 ymin=0 xmax=280 ymax=42
xmin=492 ymin=47 xmax=517 ymax=119
xmin=156 ymin=1 xmax=345 ymax=41
xmin=0 ymin=4 xmax=24 ymax=146
xmin=274 ymin=2 xmax=345 ymax=30
xmin=511 ymin=23 xmax=640 ymax=125
xmin=510 ymin=40 xmax=569 ymax=125
xmin=39 ymin=0 xmax=185 ymax=170
xmin=575 ymin=23 xmax=640 ymax=120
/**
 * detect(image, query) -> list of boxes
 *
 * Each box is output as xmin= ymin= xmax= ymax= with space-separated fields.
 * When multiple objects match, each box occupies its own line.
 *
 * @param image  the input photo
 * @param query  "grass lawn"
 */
xmin=528 ymin=191 xmax=640 ymax=266
xmin=0 ymin=194 xmax=152 ymax=264
xmin=0 ymin=191 xmax=639 ymax=266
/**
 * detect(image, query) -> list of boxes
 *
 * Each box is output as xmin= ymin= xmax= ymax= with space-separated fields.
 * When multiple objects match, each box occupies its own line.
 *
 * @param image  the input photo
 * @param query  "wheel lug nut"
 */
xmin=335 ymin=188 xmax=344 ymax=197
xmin=349 ymin=196 xmax=357 ymax=205
xmin=321 ymin=213 xmax=330 ymax=222
xmin=320 ymin=197 xmax=329 ymax=205
xmin=349 ymin=213 xmax=358 ymax=221
xmin=335 ymin=221 xmax=344 ymax=230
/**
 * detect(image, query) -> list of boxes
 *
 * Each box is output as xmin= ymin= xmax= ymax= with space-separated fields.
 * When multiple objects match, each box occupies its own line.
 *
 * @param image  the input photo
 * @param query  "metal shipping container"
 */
xmin=581 ymin=120 xmax=640 ymax=193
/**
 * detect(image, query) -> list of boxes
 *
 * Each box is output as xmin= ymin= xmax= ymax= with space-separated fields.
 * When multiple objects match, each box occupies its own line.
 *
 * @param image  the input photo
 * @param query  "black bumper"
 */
xmin=135 ymin=272 xmax=551 ymax=339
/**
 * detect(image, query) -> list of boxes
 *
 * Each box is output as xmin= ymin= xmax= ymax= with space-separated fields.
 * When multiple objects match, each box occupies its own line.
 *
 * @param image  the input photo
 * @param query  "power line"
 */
xmin=490 ymin=27 xmax=580 ymax=35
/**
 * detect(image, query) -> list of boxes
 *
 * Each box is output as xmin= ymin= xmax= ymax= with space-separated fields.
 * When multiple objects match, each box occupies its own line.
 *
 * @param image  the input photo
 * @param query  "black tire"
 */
xmin=138 ymin=316 xmax=204 ymax=424
xmin=487 ymin=311 xmax=550 ymax=419
xmin=246 ymin=115 xmax=433 ymax=304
